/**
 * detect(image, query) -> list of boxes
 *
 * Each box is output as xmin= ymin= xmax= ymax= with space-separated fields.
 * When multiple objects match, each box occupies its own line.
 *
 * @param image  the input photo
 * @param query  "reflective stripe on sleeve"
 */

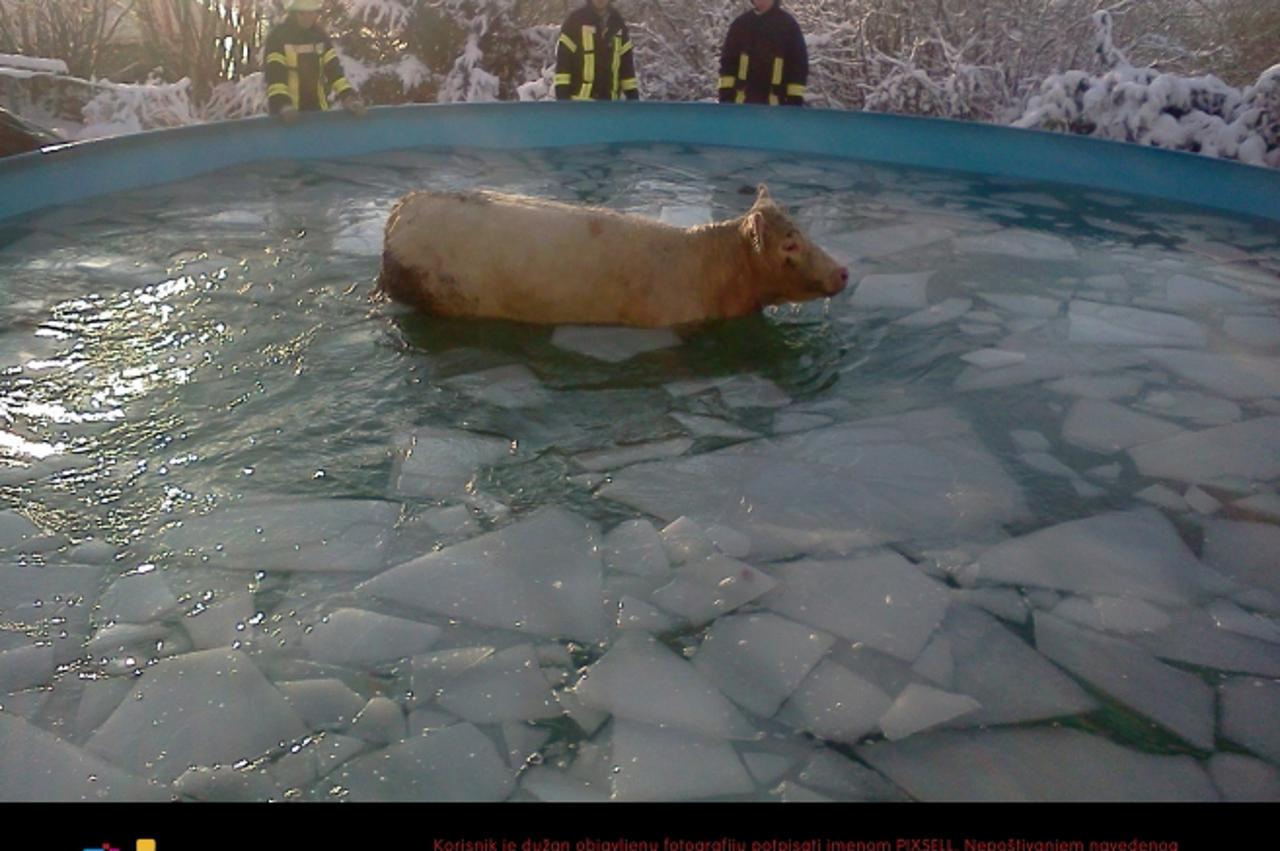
xmin=718 ymin=75 xmax=736 ymax=89
xmin=554 ymin=73 xmax=572 ymax=85
xmin=266 ymin=83 xmax=291 ymax=98
xmin=772 ymin=57 xmax=784 ymax=85
xmin=737 ymin=53 xmax=748 ymax=80
xmin=621 ymin=78 xmax=638 ymax=91
xmin=266 ymin=52 xmax=289 ymax=67
xmin=618 ymin=40 xmax=632 ymax=55
xmin=786 ymin=83 xmax=806 ymax=97
xmin=322 ymin=48 xmax=339 ymax=65
xmin=558 ymin=33 xmax=576 ymax=53
xmin=735 ymin=90 xmax=746 ymax=104
xmin=331 ymin=78 xmax=353 ymax=97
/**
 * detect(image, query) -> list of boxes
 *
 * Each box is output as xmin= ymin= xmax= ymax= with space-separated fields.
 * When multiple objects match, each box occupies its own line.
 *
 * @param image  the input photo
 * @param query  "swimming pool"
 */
xmin=1 ymin=107 xmax=1278 ymax=802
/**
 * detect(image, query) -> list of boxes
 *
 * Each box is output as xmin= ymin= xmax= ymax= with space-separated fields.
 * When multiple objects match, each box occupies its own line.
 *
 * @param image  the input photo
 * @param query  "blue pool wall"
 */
xmin=1 ymin=102 xmax=1279 ymax=223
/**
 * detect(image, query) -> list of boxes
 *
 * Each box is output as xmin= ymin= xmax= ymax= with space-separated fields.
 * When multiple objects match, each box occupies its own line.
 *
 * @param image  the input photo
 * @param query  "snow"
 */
xmin=1034 ymin=612 xmax=1215 ymax=749
xmin=858 ymin=728 xmax=1218 ymax=801
xmin=769 ymin=552 xmax=951 ymax=662
xmin=358 ymin=507 xmax=608 ymax=643
xmin=691 ymin=612 xmax=835 ymax=717
xmin=85 ymin=649 xmax=309 ymax=783
xmin=571 ymin=632 xmax=755 ymax=739
xmin=551 ymin=325 xmax=681 ymax=362
xmin=973 ymin=508 xmax=1230 ymax=605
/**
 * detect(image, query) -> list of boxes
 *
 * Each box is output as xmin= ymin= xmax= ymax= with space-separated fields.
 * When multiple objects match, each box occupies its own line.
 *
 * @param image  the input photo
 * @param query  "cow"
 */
xmin=376 ymin=184 xmax=848 ymax=327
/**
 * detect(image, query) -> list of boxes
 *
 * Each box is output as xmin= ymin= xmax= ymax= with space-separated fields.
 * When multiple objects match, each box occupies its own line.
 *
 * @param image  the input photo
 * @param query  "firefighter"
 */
xmin=555 ymin=0 xmax=639 ymax=101
xmin=718 ymin=0 xmax=808 ymax=106
xmin=265 ymin=0 xmax=366 ymax=122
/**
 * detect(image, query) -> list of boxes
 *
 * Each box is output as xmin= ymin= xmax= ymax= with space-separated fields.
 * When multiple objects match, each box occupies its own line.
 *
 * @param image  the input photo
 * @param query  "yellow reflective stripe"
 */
xmin=611 ymin=35 xmax=622 ymax=99
xmin=769 ymin=93 xmax=778 ymax=105
xmin=621 ymin=78 xmax=638 ymax=91
xmin=718 ymin=75 xmax=736 ymax=89
xmin=284 ymin=44 xmax=300 ymax=106
xmin=618 ymin=40 xmax=632 ymax=56
xmin=318 ymin=75 xmax=328 ymax=109
xmin=558 ymin=33 xmax=576 ymax=53
xmin=266 ymin=83 xmax=291 ymax=98
xmin=735 ymin=90 xmax=745 ymax=104
xmin=266 ymin=52 xmax=289 ymax=67
xmin=737 ymin=53 xmax=748 ymax=80
xmin=322 ymin=48 xmax=339 ymax=65
xmin=786 ymin=83 xmax=806 ymax=97
xmin=582 ymin=26 xmax=595 ymax=51
xmin=772 ymin=57 xmax=784 ymax=86
xmin=578 ymin=83 xmax=592 ymax=99
xmin=571 ymin=94 xmax=592 ymax=101
xmin=331 ymin=78 xmax=353 ymax=97
xmin=582 ymin=26 xmax=595 ymax=85
xmin=554 ymin=73 xmax=572 ymax=85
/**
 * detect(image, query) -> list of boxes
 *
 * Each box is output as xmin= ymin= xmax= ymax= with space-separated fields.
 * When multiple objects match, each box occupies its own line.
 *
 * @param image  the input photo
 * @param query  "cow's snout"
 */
xmin=826 ymin=266 xmax=849 ymax=295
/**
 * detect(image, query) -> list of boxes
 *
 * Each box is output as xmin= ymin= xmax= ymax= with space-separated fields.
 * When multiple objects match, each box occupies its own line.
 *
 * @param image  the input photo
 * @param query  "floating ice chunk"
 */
xmin=911 ymin=635 xmax=954 ymax=687
xmin=0 ymin=510 xmax=44 ymax=552
xmin=1134 ymin=484 xmax=1182 ymax=512
xmin=332 ymin=213 xmax=385 ymax=256
xmin=1045 ymin=374 xmax=1143 ymax=400
xmin=651 ymin=555 xmax=778 ymax=626
xmin=1207 ymin=600 xmax=1280 ymax=644
xmin=977 ymin=294 xmax=1061 ymax=319
xmin=1064 ymin=398 xmax=1186 ymax=453
xmin=358 ymin=508 xmax=607 ymax=643
xmin=551 ymin=326 xmax=681 ymax=363
xmin=615 ymin=594 xmax=677 ymax=632
xmin=349 ymin=697 xmax=407 ymax=745
xmin=1051 ymin=596 xmax=1171 ymax=635
xmin=780 ymin=660 xmax=893 ymax=744
xmin=572 ymin=632 xmax=754 ymax=739
xmin=1184 ymin=486 xmax=1221 ymax=514
xmin=432 ymin=644 xmax=559 ymax=724
xmin=940 ymin=605 xmax=1094 ymax=725
xmin=1067 ymin=301 xmax=1207 ymax=348
xmin=412 ymin=647 xmax=496 ymax=703
xmin=826 ymin=224 xmax=953 ymax=259
xmin=705 ymin=523 xmax=751 ymax=558
xmin=602 ymin=519 xmax=670 ymax=577
xmin=716 ymin=374 xmax=792 ymax=409
xmin=893 ymin=297 xmax=972 ymax=328
xmin=1233 ymin=493 xmax=1280 ymax=522
xmin=954 ymin=230 xmax=1078 ymax=260
xmin=85 ymin=649 xmax=308 ymax=782
xmin=1011 ymin=430 xmax=1051 ymax=452
xmin=302 ymin=608 xmax=441 ymax=667
xmin=277 ymin=679 xmax=366 ymax=731
xmin=850 ymin=272 xmax=932 ymax=310
xmin=390 ymin=426 xmax=511 ymax=499
xmin=741 ymin=750 xmax=796 ymax=785
xmin=419 ymin=504 xmax=479 ymax=538
xmin=1208 ymin=754 xmax=1280 ymax=802
xmin=775 ymin=782 xmax=831 ymax=801
xmin=658 ymin=516 xmax=715 ymax=564
xmin=1135 ymin=610 xmax=1280 ymax=676
xmin=183 ymin=591 xmax=254 ymax=650
xmin=609 ymin=720 xmax=755 ymax=801
xmin=441 ymin=364 xmax=550 ymax=408
xmin=975 ymin=509 xmax=1226 ymax=605
xmin=572 ymin=438 xmax=693 ymax=472
xmin=691 ymin=613 xmax=834 ymax=717
xmin=502 ymin=722 xmax=552 ymax=770
xmin=0 ymin=643 xmax=54 ymax=694
xmin=1034 ymin=612 xmax=1214 ymax=749
xmin=857 ymin=728 xmax=1217 ymax=801
xmin=949 ymin=588 xmax=1029 ymax=624
xmin=769 ymin=552 xmax=951 ymax=662
xmin=795 ymin=749 xmax=906 ymax=801
xmin=960 ymin=348 xmax=1026 ymax=369
xmin=772 ymin=412 xmax=832 ymax=434
xmin=1202 ymin=518 xmax=1280 ymax=600
xmin=1142 ymin=350 xmax=1280 ymax=399
xmin=879 ymin=684 xmax=981 ymax=741
xmin=601 ymin=407 xmax=1026 ymax=561
xmin=958 ymin=323 xmax=999 ymax=337
xmin=162 ymin=499 xmax=397 ymax=573
xmin=1163 ymin=274 xmax=1256 ymax=307
xmin=520 ymin=766 xmax=609 ymax=802
xmin=1083 ymin=273 xmax=1131 ymax=289
xmin=669 ymin=413 xmax=758 ymax=441
xmin=1223 ymin=316 xmax=1280 ymax=349
xmin=1129 ymin=417 xmax=1280 ymax=484
xmin=333 ymin=722 xmax=515 ymax=801
xmin=1220 ymin=678 xmax=1280 ymax=763
xmin=1018 ymin=452 xmax=1077 ymax=479
xmin=1135 ymin=389 xmax=1241 ymax=426
xmin=173 ymin=764 xmax=280 ymax=801
xmin=955 ymin=348 xmax=1146 ymax=392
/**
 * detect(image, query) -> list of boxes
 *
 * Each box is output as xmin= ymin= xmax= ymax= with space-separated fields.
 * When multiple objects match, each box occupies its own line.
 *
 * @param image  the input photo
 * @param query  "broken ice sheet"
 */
xmin=779 ymin=659 xmax=893 ymax=744
xmin=301 ymin=608 xmax=441 ymax=667
xmin=858 ymin=728 xmax=1217 ymax=801
xmin=1062 ymin=398 xmax=1185 ymax=453
xmin=878 ymin=683 xmax=981 ymax=741
xmin=551 ymin=325 xmax=681 ymax=362
xmin=332 ymin=722 xmax=515 ymax=801
xmin=849 ymin=272 xmax=932 ymax=309
xmin=389 ymin=425 xmax=511 ymax=499
xmin=427 ymin=644 xmax=559 ymax=724
xmin=0 ymin=713 xmax=167 ymax=801
xmin=1219 ymin=677 xmax=1280 ymax=764
xmin=1067 ymin=301 xmax=1207 ymax=348
xmin=608 ymin=720 xmax=755 ymax=801
xmin=1128 ymin=416 xmax=1280 ymax=485
xmin=572 ymin=632 xmax=754 ymax=739
xmin=86 ymin=648 xmax=309 ymax=782
xmin=160 ymin=499 xmax=397 ymax=573
xmin=893 ymin=297 xmax=972 ymax=329
xmin=650 ymin=554 xmax=778 ymax=626
xmin=440 ymin=364 xmax=550 ymax=409
xmin=691 ymin=612 xmax=834 ymax=718
xmin=571 ymin=437 xmax=693 ymax=472
xmin=1141 ymin=349 xmax=1280 ymax=399
xmin=954 ymin=230 xmax=1078 ymax=260
xmin=769 ymin=551 xmax=951 ymax=661
xmin=358 ymin=507 xmax=607 ymax=643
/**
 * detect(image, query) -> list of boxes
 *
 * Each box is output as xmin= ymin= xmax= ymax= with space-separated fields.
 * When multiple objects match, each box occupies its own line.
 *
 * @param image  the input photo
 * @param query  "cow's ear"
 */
xmin=754 ymin=184 xmax=772 ymax=206
xmin=744 ymin=210 xmax=766 ymax=253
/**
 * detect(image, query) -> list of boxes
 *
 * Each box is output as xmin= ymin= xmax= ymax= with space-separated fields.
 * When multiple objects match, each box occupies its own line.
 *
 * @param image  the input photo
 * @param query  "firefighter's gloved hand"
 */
xmin=342 ymin=93 xmax=367 ymax=117
xmin=278 ymin=105 xmax=299 ymax=124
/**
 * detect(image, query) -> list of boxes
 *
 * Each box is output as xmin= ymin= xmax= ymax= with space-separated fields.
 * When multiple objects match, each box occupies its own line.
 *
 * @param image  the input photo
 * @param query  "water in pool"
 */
xmin=1 ymin=143 xmax=1278 ymax=802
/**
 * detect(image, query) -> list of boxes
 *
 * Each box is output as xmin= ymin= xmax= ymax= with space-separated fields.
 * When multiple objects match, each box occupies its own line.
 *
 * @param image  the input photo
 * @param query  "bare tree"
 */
xmin=0 ymin=0 xmax=137 ymax=78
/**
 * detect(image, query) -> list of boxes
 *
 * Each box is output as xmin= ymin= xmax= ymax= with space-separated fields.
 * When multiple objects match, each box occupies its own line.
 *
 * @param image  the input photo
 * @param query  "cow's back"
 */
xmin=381 ymin=190 xmax=699 ymax=325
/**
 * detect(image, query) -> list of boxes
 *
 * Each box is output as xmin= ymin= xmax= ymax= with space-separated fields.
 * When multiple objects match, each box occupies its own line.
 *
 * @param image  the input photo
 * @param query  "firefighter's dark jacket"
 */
xmin=718 ymin=2 xmax=808 ymax=105
xmin=264 ymin=16 xmax=354 ymax=114
xmin=555 ymin=4 xmax=639 ymax=101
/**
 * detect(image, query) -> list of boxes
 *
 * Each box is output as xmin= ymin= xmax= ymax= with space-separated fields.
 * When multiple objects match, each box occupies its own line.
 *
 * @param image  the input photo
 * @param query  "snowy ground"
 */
xmin=0 ymin=144 xmax=1278 ymax=802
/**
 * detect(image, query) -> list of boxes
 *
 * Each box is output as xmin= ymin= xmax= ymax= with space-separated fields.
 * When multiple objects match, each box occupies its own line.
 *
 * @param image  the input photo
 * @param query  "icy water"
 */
xmin=1 ymin=143 xmax=1279 ymax=802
